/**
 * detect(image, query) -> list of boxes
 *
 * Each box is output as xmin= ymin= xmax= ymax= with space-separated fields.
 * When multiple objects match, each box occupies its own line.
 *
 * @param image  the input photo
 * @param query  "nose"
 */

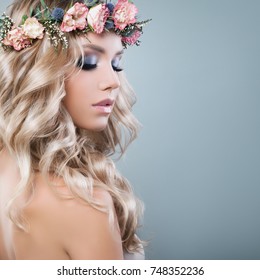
xmin=98 ymin=65 xmax=121 ymax=92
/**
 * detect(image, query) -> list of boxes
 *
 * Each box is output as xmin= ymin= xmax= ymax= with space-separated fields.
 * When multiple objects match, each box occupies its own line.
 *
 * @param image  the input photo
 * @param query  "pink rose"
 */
xmin=60 ymin=2 xmax=88 ymax=32
xmin=87 ymin=4 xmax=109 ymax=34
xmin=122 ymin=30 xmax=141 ymax=45
xmin=2 ymin=27 xmax=32 ymax=51
xmin=113 ymin=0 xmax=138 ymax=30
xmin=22 ymin=17 xmax=44 ymax=39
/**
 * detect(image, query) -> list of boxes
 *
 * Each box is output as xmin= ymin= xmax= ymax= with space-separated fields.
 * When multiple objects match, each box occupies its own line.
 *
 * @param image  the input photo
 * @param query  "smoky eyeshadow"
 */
xmin=77 ymin=54 xmax=98 ymax=71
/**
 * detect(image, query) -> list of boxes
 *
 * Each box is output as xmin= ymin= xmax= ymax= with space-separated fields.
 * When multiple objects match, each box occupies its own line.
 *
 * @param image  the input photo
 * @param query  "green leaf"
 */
xmin=21 ymin=15 xmax=28 ymax=24
xmin=34 ymin=7 xmax=42 ymax=19
xmin=84 ymin=0 xmax=99 ymax=7
xmin=29 ymin=6 xmax=34 ymax=17
xmin=40 ymin=0 xmax=47 ymax=9
xmin=44 ymin=8 xmax=51 ymax=19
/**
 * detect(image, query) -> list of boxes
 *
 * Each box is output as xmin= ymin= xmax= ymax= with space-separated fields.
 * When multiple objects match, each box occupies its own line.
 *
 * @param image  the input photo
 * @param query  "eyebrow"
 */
xmin=83 ymin=44 xmax=124 ymax=56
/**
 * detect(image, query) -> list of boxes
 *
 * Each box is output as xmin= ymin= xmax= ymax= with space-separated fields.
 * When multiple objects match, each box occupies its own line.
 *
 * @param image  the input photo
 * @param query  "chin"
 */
xmin=92 ymin=117 xmax=111 ymax=131
xmin=76 ymin=117 xmax=110 ymax=131
xmin=92 ymin=126 xmax=107 ymax=132
xmin=86 ymin=122 xmax=109 ymax=132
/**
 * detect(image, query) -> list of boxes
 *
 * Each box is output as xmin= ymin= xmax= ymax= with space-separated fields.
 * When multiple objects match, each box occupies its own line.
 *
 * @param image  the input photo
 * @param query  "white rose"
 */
xmin=22 ymin=18 xmax=45 ymax=39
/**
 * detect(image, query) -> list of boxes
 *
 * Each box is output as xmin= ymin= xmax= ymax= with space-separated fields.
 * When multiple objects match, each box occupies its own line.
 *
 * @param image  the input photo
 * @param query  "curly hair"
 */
xmin=0 ymin=0 xmax=143 ymax=253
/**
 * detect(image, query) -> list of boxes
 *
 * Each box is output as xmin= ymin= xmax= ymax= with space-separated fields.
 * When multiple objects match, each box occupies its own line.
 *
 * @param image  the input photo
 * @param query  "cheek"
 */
xmin=65 ymin=72 xmax=92 ymax=98
xmin=63 ymin=72 xmax=110 ymax=131
xmin=63 ymin=74 xmax=94 ymax=123
xmin=65 ymin=71 xmax=96 ymax=106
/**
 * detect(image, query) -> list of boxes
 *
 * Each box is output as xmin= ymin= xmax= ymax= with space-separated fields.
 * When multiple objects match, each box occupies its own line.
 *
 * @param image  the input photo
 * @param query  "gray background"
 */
xmin=1 ymin=0 xmax=260 ymax=259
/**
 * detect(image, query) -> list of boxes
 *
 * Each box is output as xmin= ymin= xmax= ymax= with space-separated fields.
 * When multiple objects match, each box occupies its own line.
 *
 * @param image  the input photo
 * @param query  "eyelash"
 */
xmin=77 ymin=59 xmax=123 ymax=72
xmin=112 ymin=65 xmax=123 ymax=72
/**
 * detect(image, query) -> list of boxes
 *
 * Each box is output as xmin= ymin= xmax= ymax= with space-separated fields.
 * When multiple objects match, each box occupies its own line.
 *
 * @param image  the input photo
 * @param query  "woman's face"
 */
xmin=63 ymin=32 xmax=123 ymax=131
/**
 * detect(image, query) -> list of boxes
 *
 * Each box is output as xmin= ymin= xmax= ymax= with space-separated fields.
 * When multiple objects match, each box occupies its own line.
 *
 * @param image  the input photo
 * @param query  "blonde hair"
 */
xmin=0 ymin=0 xmax=143 ymax=253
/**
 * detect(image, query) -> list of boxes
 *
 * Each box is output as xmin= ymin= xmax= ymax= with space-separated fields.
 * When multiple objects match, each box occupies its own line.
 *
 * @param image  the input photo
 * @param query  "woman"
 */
xmin=0 ymin=0 xmax=149 ymax=259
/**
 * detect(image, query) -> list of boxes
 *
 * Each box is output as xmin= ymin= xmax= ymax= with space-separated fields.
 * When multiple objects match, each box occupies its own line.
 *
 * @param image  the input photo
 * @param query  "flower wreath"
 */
xmin=0 ymin=0 xmax=151 ymax=51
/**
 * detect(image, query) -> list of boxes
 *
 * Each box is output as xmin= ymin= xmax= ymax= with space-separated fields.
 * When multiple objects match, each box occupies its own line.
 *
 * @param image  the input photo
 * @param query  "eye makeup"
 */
xmin=77 ymin=54 xmax=98 ymax=70
xmin=77 ymin=54 xmax=124 ymax=72
xmin=112 ymin=56 xmax=123 ymax=72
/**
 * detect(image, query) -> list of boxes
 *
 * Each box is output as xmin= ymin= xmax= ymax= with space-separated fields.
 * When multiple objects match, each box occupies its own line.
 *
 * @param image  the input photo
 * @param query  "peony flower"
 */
xmin=60 ymin=3 xmax=88 ymax=32
xmin=121 ymin=30 xmax=141 ymax=45
xmin=22 ymin=17 xmax=44 ymax=39
xmin=2 ymin=27 xmax=32 ymax=51
xmin=87 ymin=4 xmax=109 ymax=34
xmin=113 ymin=0 xmax=138 ymax=30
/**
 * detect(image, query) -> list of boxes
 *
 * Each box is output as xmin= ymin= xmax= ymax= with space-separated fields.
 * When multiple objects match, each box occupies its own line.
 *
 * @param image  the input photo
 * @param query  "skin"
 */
xmin=63 ymin=32 xmax=123 ymax=131
xmin=0 ymin=32 xmax=125 ymax=260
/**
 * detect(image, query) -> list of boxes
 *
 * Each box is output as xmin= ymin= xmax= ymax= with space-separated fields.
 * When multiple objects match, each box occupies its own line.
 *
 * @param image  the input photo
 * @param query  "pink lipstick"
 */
xmin=92 ymin=99 xmax=114 ymax=114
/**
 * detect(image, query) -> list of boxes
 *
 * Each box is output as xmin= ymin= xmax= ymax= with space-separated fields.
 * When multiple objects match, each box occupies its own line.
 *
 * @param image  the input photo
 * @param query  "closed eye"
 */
xmin=112 ymin=65 xmax=123 ymax=72
xmin=77 ymin=55 xmax=98 ymax=71
xmin=77 ymin=55 xmax=124 ymax=72
xmin=112 ymin=56 xmax=123 ymax=72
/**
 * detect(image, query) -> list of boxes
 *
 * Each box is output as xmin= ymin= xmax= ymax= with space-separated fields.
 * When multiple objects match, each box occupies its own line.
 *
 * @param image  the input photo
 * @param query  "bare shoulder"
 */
xmin=25 ymin=173 xmax=123 ymax=260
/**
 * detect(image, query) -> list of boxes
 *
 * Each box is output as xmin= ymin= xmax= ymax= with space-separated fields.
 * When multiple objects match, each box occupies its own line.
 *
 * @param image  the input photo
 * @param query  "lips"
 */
xmin=93 ymin=99 xmax=114 ymax=107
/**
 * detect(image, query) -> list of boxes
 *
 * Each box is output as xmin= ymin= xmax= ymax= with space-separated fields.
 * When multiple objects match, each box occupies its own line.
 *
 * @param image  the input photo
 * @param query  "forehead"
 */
xmin=79 ymin=32 xmax=123 ymax=55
